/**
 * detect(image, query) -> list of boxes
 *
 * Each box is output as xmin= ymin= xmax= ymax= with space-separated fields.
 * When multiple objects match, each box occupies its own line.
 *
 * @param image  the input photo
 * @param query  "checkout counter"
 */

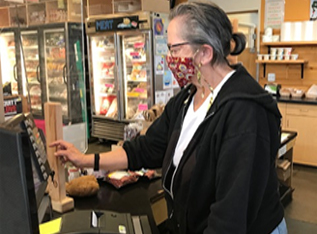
xmin=42 ymin=177 xmax=166 ymax=234
xmin=41 ymin=131 xmax=297 ymax=234
xmin=73 ymin=177 xmax=165 ymax=234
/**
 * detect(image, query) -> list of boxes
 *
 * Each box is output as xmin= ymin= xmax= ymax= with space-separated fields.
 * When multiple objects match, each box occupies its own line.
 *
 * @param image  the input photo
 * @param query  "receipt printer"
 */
xmin=59 ymin=210 xmax=152 ymax=234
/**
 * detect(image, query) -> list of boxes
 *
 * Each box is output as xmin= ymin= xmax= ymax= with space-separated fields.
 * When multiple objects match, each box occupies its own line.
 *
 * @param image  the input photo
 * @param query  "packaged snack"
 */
xmin=105 ymin=170 xmax=139 ymax=189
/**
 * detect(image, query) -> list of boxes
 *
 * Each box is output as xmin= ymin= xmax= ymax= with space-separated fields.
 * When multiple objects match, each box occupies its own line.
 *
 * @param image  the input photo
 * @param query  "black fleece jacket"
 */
xmin=123 ymin=64 xmax=284 ymax=234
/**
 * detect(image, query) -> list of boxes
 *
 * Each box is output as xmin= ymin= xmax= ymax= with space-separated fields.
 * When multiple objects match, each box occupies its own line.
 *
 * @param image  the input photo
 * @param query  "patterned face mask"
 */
xmin=166 ymin=50 xmax=199 ymax=88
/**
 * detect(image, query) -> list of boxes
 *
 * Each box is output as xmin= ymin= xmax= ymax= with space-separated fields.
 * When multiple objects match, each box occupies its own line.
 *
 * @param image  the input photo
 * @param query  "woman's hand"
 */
xmin=49 ymin=140 xmax=86 ymax=168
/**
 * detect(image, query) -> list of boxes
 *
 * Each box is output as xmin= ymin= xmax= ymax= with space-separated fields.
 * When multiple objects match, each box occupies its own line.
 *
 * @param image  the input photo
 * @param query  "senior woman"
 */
xmin=51 ymin=1 xmax=286 ymax=233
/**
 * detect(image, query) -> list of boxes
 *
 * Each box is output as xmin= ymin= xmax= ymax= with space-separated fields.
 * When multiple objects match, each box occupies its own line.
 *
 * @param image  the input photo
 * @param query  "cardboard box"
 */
xmin=142 ymin=0 xmax=170 ymax=13
xmin=276 ymin=159 xmax=291 ymax=181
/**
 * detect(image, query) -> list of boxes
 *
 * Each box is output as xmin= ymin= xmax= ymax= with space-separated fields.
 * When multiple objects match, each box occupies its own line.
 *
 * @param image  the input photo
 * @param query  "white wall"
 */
xmin=206 ymin=0 xmax=262 ymax=50
xmin=202 ymin=0 xmax=261 ymax=13
xmin=227 ymin=13 xmax=258 ymax=25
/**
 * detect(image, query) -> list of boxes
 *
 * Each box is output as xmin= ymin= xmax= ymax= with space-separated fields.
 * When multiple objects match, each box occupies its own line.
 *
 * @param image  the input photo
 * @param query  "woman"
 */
xmin=51 ymin=1 xmax=287 ymax=233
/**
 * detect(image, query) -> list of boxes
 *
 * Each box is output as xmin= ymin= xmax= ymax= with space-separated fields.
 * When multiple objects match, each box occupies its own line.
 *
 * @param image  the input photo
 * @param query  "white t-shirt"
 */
xmin=173 ymin=92 xmax=212 ymax=166
xmin=173 ymin=70 xmax=235 ymax=167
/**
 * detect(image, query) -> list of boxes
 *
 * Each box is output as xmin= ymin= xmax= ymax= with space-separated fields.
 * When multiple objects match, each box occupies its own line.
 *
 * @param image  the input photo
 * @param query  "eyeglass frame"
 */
xmin=167 ymin=42 xmax=191 ymax=56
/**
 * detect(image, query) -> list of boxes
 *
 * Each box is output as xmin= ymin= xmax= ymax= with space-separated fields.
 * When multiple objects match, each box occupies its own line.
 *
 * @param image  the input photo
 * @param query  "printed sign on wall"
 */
xmin=310 ymin=0 xmax=317 ymax=20
xmin=264 ymin=0 xmax=285 ymax=29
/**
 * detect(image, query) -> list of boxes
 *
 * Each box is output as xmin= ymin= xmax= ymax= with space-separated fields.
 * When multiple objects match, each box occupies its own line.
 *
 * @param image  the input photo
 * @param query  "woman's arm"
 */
xmin=50 ymin=140 xmax=128 ymax=171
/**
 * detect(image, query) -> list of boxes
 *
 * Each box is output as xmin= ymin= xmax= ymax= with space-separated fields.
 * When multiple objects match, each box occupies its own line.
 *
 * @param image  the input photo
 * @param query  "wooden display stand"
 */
xmin=0 ymin=0 xmax=85 ymax=28
xmin=86 ymin=0 xmax=169 ymax=18
xmin=45 ymin=102 xmax=74 ymax=213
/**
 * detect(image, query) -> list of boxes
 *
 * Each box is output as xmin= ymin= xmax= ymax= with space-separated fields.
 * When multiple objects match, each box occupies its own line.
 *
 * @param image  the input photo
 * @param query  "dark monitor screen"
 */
xmin=0 ymin=125 xmax=40 ymax=234
xmin=2 ymin=113 xmax=51 ymax=208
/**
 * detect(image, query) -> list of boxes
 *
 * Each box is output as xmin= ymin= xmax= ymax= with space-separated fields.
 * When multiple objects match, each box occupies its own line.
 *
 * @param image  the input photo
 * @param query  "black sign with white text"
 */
xmin=95 ymin=16 xmax=139 ymax=32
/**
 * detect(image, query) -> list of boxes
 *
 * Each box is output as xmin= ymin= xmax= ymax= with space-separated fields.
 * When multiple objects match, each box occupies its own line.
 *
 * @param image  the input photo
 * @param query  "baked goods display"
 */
xmin=279 ymin=87 xmax=305 ymax=99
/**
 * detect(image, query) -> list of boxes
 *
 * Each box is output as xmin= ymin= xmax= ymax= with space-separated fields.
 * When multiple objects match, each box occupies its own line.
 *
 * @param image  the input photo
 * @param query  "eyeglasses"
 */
xmin=167 ymin=42 xmax=191 ymax=51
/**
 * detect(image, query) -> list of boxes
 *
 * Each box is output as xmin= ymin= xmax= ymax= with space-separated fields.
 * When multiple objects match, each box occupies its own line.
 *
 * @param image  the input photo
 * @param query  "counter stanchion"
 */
xmin=44 ymin=102 xmax=74 ymax=213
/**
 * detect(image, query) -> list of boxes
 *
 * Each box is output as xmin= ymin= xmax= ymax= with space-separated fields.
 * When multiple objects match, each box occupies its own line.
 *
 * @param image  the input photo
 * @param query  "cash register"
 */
xmin=0 ymin=113 xmax=152 ymax=234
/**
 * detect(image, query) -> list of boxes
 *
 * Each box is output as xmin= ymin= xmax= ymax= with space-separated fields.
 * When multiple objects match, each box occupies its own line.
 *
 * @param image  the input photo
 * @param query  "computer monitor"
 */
xmin=0 ymin=113 xmax=51 ymax=234
xmin=3 ymin=113 xmax=51 ymax=206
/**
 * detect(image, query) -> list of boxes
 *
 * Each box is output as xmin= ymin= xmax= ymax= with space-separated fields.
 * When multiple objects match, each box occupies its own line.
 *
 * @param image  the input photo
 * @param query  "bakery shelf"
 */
xmin=256 ymin=60 xmax=308 ymax=78
xmin=261 ymin=41 xmax=317 ymax=46
xmin=256 ymin=59 xmax=307 ymax=64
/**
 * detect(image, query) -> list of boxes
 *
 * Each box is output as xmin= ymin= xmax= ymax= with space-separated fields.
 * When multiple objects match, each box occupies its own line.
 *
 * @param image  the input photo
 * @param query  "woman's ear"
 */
xmin=200 ymin=44 xmax=213 ymax=65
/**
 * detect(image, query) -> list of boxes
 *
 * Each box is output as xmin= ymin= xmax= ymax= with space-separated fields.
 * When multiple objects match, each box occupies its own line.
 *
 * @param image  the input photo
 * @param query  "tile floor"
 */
xmin=284 ymin=165 xmax=317 ymax=234
xmin=86 ymin=140 xmax=317 ymax=233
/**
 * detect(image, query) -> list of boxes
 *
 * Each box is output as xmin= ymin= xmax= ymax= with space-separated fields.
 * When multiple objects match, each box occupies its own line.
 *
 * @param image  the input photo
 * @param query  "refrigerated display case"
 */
xmin=120 ymin=32 xmax=153 ymax=120
xmin=21 ymin=30 xmax=42 ymax=115
xmin=0 ymin=31 xmax=22 ymax=96
xmin=86 ymin=12 xmax=163 ymax=141
xmin=1 ymin=23 xmax=85 ymax=124
xmin=44 ymin=29 xmax=69 ymax=117
xmin=90 ymin=34 xmax=119 ymax=119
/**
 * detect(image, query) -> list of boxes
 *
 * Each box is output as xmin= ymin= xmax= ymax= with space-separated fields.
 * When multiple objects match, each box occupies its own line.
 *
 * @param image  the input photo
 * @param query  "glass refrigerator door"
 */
xmin=0 ymin=32 xmax=19 ymax=95
xmin=120 ymin=31 xmax=153 ymax=120
xmin=89 ymin=35 xmax=118 ymax=119
xmin=21 ymin=31 xmax=42 ymax=115
xmin=43 ymin=29 xmax=68 ymax=116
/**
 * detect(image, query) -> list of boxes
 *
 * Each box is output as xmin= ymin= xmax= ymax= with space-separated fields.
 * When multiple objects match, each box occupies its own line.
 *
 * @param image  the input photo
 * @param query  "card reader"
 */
xmin=59 ymin=210 xmax=152 ymax=234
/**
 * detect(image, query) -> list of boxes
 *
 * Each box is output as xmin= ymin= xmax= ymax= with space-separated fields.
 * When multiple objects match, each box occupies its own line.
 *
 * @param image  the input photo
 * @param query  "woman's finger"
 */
xmin=54 ymin=149 xmax=69 ymax=158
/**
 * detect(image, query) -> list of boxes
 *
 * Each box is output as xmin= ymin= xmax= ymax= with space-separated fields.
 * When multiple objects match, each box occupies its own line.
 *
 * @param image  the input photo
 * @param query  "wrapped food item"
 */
xmin=105 ymin=98 xmax=118 ymax=118
xmin=99 ymin=95 xmax=116 ymax=115
xmin=105 ymin=170 xmax=139 ymax=189
xmin=279 ymin=88 xmax=291 ymax=98
xmin=135 ymin=168 xmax=159 ymax=180
xmin=290 ymin=88 xmax=305 ymax=99
xmin=66 ymin=175 xmax=99 ymax=197
xmin=306 ymin=84 xmax=317 ymax=99
xmin=124 ymin=122 xmax=143 ymax=141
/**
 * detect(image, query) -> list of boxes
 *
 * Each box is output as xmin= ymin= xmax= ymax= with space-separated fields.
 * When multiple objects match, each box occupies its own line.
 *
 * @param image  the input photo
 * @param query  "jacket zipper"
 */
xmin=164 ymin=93 xmax=207 ymax=220
xmin=162 ymin=97 xmax=189 ymax=217
xmin=162 ymin=160 xmax=174 ymax=200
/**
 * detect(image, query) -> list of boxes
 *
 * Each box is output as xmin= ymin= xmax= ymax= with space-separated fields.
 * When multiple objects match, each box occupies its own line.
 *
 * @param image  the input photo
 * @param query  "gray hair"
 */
xmin=169 ymin=1 xmax=246 ymax=66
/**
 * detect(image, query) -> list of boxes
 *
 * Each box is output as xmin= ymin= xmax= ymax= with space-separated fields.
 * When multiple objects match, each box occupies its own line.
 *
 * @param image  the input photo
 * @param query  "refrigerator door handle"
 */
xmin=63 ymin=64 xmax=68 ymax=85
xmin=36 ymin=65 xmax=41 ymax=83
xmin=13 ymin=64 xmax=18 ymax=81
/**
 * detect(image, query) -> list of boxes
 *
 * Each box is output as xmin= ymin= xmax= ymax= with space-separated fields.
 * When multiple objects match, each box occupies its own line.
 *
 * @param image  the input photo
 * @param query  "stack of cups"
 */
xmin=277 ymin=48 xmax=284 ymax=60
xmin=284 ymin=48 xmax=292 ymax=60
xmin=270 ymin=48 xmax=277 ymax=60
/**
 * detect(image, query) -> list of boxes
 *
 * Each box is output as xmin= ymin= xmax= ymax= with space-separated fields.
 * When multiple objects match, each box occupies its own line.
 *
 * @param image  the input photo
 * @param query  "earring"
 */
xmin=197 ymin=63 xmax=205 ymax=98
xmin=197 ymin=63 xmax=202 ymax=85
